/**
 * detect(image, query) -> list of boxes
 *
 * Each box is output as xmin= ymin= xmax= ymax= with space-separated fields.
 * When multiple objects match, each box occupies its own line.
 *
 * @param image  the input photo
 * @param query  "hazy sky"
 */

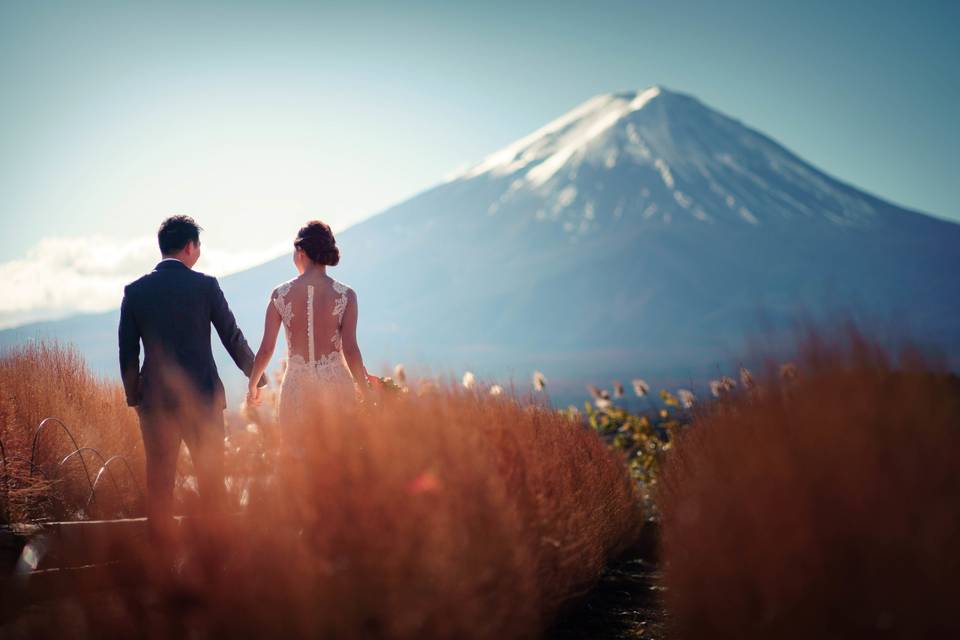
xmin=1 ymin=0 xmax=957 ymax=327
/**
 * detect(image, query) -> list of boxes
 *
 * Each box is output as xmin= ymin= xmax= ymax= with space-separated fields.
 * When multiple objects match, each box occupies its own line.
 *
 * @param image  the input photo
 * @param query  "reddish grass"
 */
xmin=1 ymin=343 xmax=642 ymax=638
xmin=658 ymin=331 xmax=960 ymax=639
xmin=0 ymin=342 xmax=143 ymax=522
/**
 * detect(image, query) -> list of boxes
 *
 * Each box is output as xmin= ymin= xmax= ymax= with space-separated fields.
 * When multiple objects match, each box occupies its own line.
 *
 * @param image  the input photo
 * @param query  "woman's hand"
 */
xmin=246 ymin=382 xmax=262 ymax=406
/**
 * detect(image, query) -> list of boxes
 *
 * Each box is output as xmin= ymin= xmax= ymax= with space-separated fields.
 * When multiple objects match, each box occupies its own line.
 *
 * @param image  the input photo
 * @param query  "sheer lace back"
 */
xmin=272 ymin=276 xmax=350 ymax=367
xmin=272 ymin=275 xmax=356 ymax=436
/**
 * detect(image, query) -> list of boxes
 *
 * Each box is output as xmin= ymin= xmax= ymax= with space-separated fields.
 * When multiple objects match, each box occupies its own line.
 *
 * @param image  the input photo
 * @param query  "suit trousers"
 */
xmin=136 ymin=402 xmax=226 ymax=543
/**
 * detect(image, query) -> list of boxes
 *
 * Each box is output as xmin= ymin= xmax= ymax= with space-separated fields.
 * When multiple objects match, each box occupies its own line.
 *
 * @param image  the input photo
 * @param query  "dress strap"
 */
xmin=306 ymin=284 xmax=316 ymax=364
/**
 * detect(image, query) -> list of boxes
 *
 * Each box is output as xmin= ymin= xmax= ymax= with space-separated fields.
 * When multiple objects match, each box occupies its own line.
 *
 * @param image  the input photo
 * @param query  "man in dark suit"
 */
xmin=118 ymin=215 xmax=265 ymax=543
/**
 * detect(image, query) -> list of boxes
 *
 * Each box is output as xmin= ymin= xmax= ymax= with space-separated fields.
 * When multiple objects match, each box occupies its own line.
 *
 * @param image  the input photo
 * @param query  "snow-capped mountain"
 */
xmin=451 ymin=85 xmax=880 ymax=229
xmin=4 ymin=86 xmax=958 ymax=400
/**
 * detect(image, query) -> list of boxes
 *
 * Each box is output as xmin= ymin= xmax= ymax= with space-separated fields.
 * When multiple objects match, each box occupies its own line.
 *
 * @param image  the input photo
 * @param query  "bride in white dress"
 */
xmin=246 ymin=221 xmax=369 ymax=436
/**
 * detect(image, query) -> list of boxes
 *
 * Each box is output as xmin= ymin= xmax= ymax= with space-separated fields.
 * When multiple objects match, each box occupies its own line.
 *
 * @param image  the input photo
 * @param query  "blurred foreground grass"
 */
xmin=0 ymin=342 xmax=642 ymax=638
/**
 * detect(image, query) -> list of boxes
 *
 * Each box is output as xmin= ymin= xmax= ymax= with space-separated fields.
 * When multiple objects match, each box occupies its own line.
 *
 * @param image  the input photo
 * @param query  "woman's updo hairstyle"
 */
xmin=294 ymin=220 xmax=340 ymax=266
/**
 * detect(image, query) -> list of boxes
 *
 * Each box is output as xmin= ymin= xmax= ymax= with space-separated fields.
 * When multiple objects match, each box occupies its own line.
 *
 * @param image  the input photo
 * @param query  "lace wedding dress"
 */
xmin=272 ymin=276 xmax=357 ymax=429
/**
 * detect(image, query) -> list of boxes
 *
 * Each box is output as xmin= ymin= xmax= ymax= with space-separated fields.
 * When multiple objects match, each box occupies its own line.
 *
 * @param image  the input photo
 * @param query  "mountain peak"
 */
xmin=450 ymin=86 xmax=889 ymax=230
xmin=452 ymin=86 xmax=667 ymax=185
xmin=611 ymin=85 xmax=664 ymax=109
xmin=609 ymin=84 xmax=672 ymax=101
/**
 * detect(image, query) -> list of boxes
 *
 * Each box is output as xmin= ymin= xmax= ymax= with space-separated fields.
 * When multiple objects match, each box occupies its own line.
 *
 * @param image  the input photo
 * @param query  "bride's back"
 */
xmin=272 ymin=274 xmax=350 ymax=362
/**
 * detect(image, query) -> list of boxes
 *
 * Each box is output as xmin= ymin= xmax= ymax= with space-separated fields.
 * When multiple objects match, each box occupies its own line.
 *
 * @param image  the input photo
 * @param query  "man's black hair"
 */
xmin=158 ymin=215 xmax=202 ymax=255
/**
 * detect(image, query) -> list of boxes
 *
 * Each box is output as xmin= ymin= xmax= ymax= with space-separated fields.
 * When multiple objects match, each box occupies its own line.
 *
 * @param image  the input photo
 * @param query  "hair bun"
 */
xmin=294 ymin=220 xmax=340 ymax=266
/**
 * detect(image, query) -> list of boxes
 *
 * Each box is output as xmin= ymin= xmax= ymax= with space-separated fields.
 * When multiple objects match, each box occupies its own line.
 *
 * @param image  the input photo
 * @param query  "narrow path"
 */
xmin=550 ymin=555 xmax=667 ymax=639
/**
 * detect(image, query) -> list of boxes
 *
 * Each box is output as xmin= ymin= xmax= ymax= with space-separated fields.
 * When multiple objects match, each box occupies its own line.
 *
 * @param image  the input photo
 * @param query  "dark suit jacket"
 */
xmin=118 ymin=260 xmax=265 ymax=410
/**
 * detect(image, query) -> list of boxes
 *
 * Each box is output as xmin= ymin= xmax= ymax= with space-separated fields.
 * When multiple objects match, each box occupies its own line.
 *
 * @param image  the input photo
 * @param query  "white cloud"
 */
xmin=0 ymin=235 xmax=288 ymax=329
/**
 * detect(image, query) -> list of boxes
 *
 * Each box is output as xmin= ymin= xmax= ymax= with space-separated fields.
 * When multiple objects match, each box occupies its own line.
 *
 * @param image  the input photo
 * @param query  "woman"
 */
xmin=246 ymin=221 xmax=369 ymax=434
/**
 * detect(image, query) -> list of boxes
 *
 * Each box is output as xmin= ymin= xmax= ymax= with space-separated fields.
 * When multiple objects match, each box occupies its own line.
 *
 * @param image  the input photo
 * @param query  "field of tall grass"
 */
xmin=658 ymin=331 xmax=960 ymax=638
xmin=0 ymin=342 xmax=144 ymax=523
xmin=0 ymin=342 xmax=643 ymax=638
xmin=5 ymin=330 xmax=959 ymax=638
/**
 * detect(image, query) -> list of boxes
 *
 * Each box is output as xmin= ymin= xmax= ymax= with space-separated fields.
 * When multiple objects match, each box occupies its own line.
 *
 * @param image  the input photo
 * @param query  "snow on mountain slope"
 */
xmin=453 ymin=85 xmax=883 ymax=232
xmin=454 ymin=87 xmax=663 ymax=184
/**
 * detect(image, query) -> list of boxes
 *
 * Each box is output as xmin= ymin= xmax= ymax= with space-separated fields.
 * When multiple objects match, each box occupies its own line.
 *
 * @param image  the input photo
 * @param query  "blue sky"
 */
xmin=1 ymin=0 xmax=957 ymax=327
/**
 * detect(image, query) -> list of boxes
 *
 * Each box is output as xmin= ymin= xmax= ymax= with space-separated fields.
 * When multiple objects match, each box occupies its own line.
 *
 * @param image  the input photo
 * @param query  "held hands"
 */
xmin=246 ymin=382 xmax=262 ymax=407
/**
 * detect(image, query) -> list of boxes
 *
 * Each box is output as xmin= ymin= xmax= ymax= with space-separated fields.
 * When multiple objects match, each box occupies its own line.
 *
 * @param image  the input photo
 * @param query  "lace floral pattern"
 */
xmin=330 ymin=280 xmax=348 ymax=350
xmin=332 ymin=280 xmax=348 ymax=318
xmin=272 ymin=280 xmax=295 ymax=346
xmin=277 ymin=354 xmax=355 ymax=429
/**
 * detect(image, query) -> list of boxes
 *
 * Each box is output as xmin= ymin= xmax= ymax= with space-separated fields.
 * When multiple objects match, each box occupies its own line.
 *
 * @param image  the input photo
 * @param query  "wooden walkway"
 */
xmin=1 ymin=517 xmax=180 ymax=613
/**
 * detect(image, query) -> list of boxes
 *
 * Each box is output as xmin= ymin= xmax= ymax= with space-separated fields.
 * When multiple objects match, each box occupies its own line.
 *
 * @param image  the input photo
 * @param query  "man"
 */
xmin=118 ymin=215 xmax=265 ymax=544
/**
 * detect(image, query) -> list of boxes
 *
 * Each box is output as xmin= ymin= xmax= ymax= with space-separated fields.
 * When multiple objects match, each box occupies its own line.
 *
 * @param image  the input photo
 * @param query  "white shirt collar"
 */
xmin=159 ymin=257 xmax=185 ymax=264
